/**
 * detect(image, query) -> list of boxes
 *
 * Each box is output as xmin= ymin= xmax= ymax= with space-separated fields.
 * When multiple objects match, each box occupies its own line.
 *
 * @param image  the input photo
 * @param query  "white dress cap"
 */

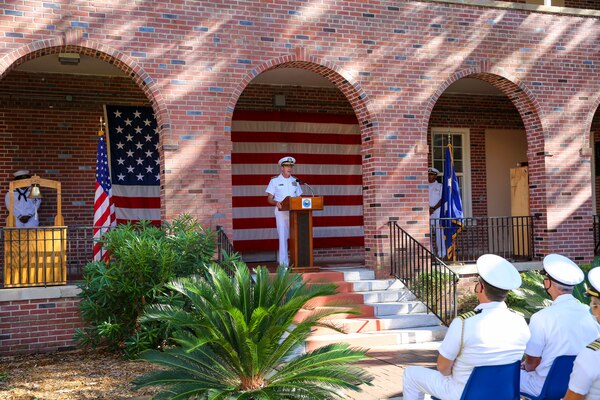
xmin=476 ymin=254 xmax=522 ymax=290
xmin=428 ymin=167 xmax=440 ymax=176
xmin=543 ymin=254 xmax=584 ymax=286
xmin=13 ymin=170 xmax=30 ymax=178
xmin=585 ymin=267 xmax=600 ymax=298
xmin=278 ymin=156 xmax=296 ymax=166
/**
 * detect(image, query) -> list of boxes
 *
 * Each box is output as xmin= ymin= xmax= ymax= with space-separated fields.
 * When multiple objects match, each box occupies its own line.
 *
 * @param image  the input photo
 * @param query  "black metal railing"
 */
xmin=216 ymin=225 xmax=236 ymax=263
xmin=389 ymin=221 xmax=458 ymax=325
xmin=594 ymin=215 xmax=600 ymax=256
xmin=430 ymin=216 xmax=535 ymax=263
xmin=1 ymin=225 xmax=238 ymax=288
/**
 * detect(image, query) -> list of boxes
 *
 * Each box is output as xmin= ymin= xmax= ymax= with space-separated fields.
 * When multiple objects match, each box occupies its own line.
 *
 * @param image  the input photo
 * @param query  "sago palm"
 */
xmin=133 ymin=262 xmax=373 ymax=399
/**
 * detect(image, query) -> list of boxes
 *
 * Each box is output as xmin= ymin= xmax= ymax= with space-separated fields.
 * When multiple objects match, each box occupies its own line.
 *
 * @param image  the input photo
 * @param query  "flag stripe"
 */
xmin=232 ymin=131 xmax=361 ymax=144
xmin=232 ymin=153 xmax=361 ymax=165
xmin=232 ymin=111 xmax=363 ymax=252
xmin=232 ymin=174 xmax=362 ymax=185
xmin=233 ymin=110 xmax=359 ymax=124
xmin=233 ymin=216 xmax=364 ymax=230
xmin=234 ymin=237 xmax=364 ymax=252
xmin=93 ymin=135 xmax=116 ymax=261
xmin=233 ymin=205 xmax=364 ymax=219
xmin=232 ymin=195 xmax=363 ymax=208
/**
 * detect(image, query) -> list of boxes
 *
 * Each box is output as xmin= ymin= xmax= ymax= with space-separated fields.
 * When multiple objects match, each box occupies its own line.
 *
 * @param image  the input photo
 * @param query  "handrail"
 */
xmin=215 ymin=225 xmax=235 ymax=263
xmin=388 ymin=221 xmax=458 ymax=326
xmin=430 ymin=215 xmax=536 ymax=263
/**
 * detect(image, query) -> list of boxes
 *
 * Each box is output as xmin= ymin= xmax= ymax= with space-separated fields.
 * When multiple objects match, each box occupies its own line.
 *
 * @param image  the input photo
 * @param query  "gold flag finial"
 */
xmin=98 ymin=117 xmax=105 ymax=136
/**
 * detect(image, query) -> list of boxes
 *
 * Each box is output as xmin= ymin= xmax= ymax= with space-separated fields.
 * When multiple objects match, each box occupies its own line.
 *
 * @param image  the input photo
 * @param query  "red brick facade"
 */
xmin=0 ymin=1 xmax=599 ymax=272
xmin=0 ymin=291 xmax=83 ymax=356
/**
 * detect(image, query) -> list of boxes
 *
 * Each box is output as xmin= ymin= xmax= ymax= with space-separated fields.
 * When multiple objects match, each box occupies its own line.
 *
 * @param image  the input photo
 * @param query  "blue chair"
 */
xmin=520 ymin=355 xmax=576 ymax=400
xmin=431 ymin=360 xmax=521 ymax=400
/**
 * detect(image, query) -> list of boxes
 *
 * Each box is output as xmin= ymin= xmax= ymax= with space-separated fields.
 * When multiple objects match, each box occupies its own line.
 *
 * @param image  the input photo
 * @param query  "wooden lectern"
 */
xmin=280 ymin=196 xmax=324 ymax=269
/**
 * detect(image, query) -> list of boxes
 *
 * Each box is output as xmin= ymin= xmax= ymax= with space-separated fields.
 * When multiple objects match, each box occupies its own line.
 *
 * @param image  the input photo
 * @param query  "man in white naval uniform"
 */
xmin=428 ymin=167 xmax=445 ymax=258
xmin=4 ymin=170 xmax=41 ymax=228
xmin=564 ymin=267 xmax=600 ymax=400
xmin=403 ymin=254 xmax=530 ymax=400
xmin=520 ymin=254 xmax=600 ymax=398
xmin=265 ymin=156 xmax=302 ymax=267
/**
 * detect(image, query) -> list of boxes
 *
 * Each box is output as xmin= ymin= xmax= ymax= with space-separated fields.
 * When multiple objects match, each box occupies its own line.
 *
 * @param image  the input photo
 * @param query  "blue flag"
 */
xmin=441 ymin=144 xmax=464 ymax=259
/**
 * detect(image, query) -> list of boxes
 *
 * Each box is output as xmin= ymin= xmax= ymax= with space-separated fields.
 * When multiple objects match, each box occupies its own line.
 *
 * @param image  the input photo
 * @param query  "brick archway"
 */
xmin=227 ymin=53 xmax=378 ymax=264
xmin=0 ymin=39 xmax=170 ymax=137
xmin=426 ymin=67 xmax=549 ymax=257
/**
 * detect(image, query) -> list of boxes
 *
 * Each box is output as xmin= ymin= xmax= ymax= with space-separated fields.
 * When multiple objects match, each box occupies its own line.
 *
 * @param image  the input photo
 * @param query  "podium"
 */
xmin=280 ymin=196 xmax=324 ymax=269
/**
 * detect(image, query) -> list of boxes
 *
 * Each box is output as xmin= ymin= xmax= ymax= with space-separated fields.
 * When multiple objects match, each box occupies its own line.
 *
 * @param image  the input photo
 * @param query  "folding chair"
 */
xmin=432 ymin=360 xmax=521 ymax=400
xmin=520 ymin=355 xmax=576 ymax=400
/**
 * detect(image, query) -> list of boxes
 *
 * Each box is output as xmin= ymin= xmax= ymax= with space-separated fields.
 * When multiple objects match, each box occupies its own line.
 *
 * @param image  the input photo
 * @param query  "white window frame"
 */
xmin=431 ymin=127 xmax=472 ymax=217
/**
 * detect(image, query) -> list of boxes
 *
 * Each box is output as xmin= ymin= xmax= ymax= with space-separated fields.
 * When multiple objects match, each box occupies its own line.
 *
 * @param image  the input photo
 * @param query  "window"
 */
xmin=431 ymin=128 xmax=472 ymax=217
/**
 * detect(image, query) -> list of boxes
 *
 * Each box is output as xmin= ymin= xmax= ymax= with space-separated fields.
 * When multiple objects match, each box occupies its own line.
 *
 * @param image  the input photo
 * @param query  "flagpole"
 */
xmin=447 ymin=134 xmax=454 ymax=261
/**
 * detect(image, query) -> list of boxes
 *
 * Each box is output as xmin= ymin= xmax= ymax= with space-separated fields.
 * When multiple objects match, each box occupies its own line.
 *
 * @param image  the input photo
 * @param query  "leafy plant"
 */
xmin=134 ymin=262 xmax=373 ymax=399
xmin=75 ymin=215 xmax=216 ymax=356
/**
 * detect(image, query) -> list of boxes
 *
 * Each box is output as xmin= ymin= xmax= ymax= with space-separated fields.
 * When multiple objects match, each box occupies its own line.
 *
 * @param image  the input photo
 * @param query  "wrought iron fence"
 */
xmin=388 ymin=221 xmax=458 ymax=325
xmin=1 ymin=225 xmax=238 ymax=288
xmin=430 ymin=216 xmax=536 ymax=263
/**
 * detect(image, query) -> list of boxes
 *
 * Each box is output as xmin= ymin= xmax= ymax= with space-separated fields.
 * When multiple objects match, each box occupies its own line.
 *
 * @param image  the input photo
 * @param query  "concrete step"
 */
xmin=304 ymin=292 xmax=365 ymax=308
xmin=358 ymin=289 xmax=416 ymax=303
xmin=325 ymin=268 xmax=375 ymax=281
xmin=371 ymin=301 xmax=428 ymax=316
xmin=305 ymin=326 xmax=447 ymax=351
xmin=351 ymin=278 xmax=406 ymax=292
xmin=310 ymin=313 xmax=442 ymax=335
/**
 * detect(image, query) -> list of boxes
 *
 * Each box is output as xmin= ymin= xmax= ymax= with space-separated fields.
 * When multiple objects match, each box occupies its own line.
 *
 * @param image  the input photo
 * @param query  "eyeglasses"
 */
xmin=474 ymin=281 xmax=482 ymax=293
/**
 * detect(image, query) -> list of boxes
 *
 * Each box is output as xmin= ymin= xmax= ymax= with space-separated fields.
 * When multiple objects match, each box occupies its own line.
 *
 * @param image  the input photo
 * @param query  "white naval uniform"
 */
xmin=429 ymin=180 xmax=445 ymax=258
xmin=5 ymin=188 xmax=41 ymax=228
xmin=265 ymin=174 xmax=302 ymax=266
xmin=520 ymin=294 xmax=600 ymax=397
xmin=403 ymin=302 xmax=530 ymax=400
xmin=567 ymin=338 xmax=600 ymax=399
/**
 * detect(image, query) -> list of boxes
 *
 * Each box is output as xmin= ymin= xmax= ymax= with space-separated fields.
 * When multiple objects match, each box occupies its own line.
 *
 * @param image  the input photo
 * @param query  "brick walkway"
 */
xmin=342 ymin=341 xmax=440 ymax=400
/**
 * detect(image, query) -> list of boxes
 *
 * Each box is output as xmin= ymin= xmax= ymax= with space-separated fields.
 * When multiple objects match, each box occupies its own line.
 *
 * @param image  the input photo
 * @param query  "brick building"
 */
xmin=1 ymin=0 xmax=600 ymax=353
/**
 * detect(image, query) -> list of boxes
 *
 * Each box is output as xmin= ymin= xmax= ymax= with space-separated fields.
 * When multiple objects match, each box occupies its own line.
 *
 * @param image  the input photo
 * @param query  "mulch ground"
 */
xmin=0 ymin=349 xmax=161 ymax=400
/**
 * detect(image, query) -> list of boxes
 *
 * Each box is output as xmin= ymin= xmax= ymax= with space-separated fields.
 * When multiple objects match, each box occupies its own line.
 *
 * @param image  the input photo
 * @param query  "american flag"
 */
xmin=93 ymin=133 xmax=116 ymax=261
xmin=231 ymin=110 xmax=364 ymax=254
xmin=104 ymin=105 xmax=161 ymax=225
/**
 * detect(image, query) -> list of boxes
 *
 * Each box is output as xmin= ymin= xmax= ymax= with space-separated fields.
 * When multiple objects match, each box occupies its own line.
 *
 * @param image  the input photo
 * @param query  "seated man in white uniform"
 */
xmin=520 ymin=254 xmax=600 ymax=397
xmin=563 ymin=267 xmax=600 ymax=400
xmin=403 ymin=254 xmax=530 ymax=400
xmin=265 ymin=156 xmax=302 ymax=267
xmin=4 ymin=170 xmax=41 ymax=228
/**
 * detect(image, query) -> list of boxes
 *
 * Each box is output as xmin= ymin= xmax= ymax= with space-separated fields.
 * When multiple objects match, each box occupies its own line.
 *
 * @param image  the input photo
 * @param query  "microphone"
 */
xmin=296 ymin=179 xmax=316 ymax=197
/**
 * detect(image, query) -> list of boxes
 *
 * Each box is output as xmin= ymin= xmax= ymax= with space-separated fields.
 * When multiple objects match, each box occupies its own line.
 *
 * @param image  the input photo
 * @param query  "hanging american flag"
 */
xmin=93 ymin=131 xmax=116 ymax=261
xmin=104 ymin=105 xmax=160 ymax=225
xmin=231 ymin=110 xmax=364 ymax=253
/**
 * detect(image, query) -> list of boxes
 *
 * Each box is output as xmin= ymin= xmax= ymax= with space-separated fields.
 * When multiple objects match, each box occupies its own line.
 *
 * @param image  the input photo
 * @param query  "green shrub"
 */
xmin=75 ymin=215 xmax=216 ymax=357
xmin=134 ymin=262 xmax=373 ymax=399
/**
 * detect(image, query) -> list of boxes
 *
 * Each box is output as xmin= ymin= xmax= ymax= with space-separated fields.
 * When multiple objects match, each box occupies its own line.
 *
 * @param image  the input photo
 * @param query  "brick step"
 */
xmin=310 ymin=313 xmax=442 ymax=335
xmin=305 ymin=326 xmax=447 ymax=351
xmin=305 ymin=280 xmax=355 ymax=293
xmin=304 ymin=292 xmax=365 ymax=308
xmin=301 ymin=271 xmax=346 ymax=283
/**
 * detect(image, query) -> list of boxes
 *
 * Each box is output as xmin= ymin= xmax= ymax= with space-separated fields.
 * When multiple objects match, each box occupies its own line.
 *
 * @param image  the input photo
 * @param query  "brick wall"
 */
xmin=0 ymin=288 xmax=84 ymax=356
xmin=0 ymin=0 xmax=599 ymax=275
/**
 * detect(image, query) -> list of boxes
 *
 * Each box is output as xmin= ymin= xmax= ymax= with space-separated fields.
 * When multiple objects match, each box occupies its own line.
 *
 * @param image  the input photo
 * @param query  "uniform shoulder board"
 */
xmin=458 ymin=309 xmax=482 ymax=320
xmin=270 ymin=175 xmax=278 ymax=180
xmin=586 ymin=338 xmax=600 ymax=351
